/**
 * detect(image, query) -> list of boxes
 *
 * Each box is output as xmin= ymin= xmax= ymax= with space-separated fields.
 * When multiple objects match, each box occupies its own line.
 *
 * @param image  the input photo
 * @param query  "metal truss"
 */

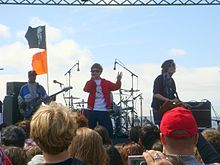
xmin=0 ymin=0 xmax=220 ymax=6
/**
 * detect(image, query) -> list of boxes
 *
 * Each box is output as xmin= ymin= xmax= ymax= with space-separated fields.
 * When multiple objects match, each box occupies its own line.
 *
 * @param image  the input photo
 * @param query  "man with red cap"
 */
xmin=160 ymin=106 xmax=220 ymax=165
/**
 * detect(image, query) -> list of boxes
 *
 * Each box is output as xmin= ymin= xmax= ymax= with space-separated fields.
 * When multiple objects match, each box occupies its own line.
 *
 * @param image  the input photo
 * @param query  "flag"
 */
xmin=25 ymin=26 xmax=46 ymax=49
xmin=32 ymin=50 xmax=48 ymax=75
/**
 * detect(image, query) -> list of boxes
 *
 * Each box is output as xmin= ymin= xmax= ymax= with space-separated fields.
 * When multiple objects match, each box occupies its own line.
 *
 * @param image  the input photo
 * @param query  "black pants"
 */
xmin=152 ymin=108 xmax=162 ymax=126
xmin=86 ymin=110 xmax=113 ymax=138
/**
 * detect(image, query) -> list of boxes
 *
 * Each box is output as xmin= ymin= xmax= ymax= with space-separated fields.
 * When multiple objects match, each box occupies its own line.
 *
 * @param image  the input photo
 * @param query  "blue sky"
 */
xmin=0 ymin=5 xmax=220 ymax=122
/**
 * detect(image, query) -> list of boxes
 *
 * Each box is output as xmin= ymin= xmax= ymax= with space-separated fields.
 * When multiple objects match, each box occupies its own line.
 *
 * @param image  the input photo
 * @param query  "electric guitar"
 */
xmin=20 ymin=86 xmax=72 ymax=119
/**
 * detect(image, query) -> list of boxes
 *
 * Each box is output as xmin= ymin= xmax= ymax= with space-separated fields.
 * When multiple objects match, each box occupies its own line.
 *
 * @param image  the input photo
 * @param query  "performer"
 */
xmin=83 ymin=63 xmax=122 ymax=138
xmin=18 ymin=70 xmax=50 ymax=120
xmin=151 ymin=59 xmax=180 ymax=125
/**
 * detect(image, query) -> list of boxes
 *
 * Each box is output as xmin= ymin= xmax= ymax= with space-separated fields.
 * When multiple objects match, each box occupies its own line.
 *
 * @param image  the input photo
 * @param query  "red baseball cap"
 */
xmin=160 ymin=106 xmax=198 ymax=139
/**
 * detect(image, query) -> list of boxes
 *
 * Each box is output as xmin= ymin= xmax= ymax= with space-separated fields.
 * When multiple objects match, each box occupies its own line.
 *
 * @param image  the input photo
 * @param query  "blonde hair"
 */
xmin=30 ymin=102 xmax=78 ymax=154
xmin=69 ymin=127 xmax=108 ymax=165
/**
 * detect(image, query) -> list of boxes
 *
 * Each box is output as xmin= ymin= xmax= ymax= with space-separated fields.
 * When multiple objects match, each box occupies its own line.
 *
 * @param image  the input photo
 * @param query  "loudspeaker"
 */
xmin=6 ymin=82 xmax=26 ymax=96
xmin=185 ymin=101 xmax=211 ymax=128
xmin=3 ymin=95 xmax=23 ymax=125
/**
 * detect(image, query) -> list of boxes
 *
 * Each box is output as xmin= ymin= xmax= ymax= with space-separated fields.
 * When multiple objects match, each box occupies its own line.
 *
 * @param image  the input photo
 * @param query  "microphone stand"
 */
xmin=64 ymin=62 xmax=79 ymax=110
xmin=115 ymin=60 xmax=138 ymax=127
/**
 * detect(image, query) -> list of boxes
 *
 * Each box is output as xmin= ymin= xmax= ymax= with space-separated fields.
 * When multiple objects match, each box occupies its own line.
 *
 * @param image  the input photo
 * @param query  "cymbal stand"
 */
xmin=64 ymin=61 xmax=79 ymax=110
xmin=114 ymin=59 xmax=138 ymax=126
xmin=134 ymin=93 xmax=143 ymax=126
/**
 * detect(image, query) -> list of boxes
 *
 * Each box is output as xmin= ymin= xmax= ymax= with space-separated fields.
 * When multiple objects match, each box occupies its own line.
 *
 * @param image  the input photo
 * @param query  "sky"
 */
xmin=0 ymin=5 xmax=220 ymax=123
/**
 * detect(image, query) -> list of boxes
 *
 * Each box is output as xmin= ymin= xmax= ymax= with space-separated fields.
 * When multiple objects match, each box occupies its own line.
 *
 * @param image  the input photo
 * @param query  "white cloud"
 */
xmin=0 ymin=24 xmax=11 ymax=38
xmin=169 ymin=48 xmax=187 ymax=57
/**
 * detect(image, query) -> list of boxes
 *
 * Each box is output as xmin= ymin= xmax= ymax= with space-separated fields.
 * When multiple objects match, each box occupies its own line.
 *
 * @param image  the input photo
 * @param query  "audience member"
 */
xmin=0 ymin=145 xmax=12 ymax=165
xmin=94 ymin=125 xmax=112 ymax=145
xmin=26 ymin=145 xmax=42 ymax=162
xmin=139 ymin=123 xmax=160 ymax=150
xmin=30 ymin=102 xmax=88 ymax=165
xmin=71 ymin=112 xmax=88 ymax=128
xmin=16 ymin=120 xmax=36 ymax=150
xmin=119 ymin=142 xmax=143 ymax=165
xmin=160 ymin=106 xmax=220 ymax=165
xmin=151 ymin=139 xmax=163 ymax=152
xmin=202 ymin=128 xmax=220 ymax=155
xmin=69 ymin=127 xmax=108 ymax=165
xmin=4 ymin=146 xmax=27 ymax=165
xmin=129 ymin=126 xmax=141 ymax=143
xmin=104 ymin=144 xmax=123 ymax=165
xmin=1 ymin=125 xmax=26 ymax=148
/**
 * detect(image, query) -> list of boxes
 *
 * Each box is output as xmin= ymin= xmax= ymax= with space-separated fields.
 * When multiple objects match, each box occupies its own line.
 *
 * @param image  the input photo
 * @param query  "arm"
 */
xmin=109 ymin=72 xmax=122 ymax=91
xmin=83 ymin=79 xmax=96 ymax=93
xmin=196 ymin=131 xmax=220 ymax=163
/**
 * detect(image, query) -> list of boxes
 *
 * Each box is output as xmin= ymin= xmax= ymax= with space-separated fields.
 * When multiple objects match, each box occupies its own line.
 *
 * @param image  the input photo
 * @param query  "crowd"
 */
xmin=0 ymin=102 xmax=220 ymax=165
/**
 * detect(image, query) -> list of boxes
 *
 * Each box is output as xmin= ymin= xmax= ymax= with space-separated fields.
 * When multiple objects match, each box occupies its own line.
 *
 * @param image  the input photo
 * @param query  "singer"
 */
xmin=151 ymin=59 xmax=180 ymax=125
xmin=83 ymin=63 xmax=122 ymax=138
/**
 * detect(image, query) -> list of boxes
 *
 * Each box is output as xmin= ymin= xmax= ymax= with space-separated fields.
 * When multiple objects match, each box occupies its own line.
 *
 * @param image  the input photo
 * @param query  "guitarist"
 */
xmin=18 ymin=70 xmax=51 ymax=120
xmin=151 ymin=59 xmax=180 ymax=126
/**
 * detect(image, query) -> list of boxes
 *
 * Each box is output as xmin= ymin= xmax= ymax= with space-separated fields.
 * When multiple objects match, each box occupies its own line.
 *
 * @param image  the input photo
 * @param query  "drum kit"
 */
xmin=110 ymin=88 xmax=142 ymax=137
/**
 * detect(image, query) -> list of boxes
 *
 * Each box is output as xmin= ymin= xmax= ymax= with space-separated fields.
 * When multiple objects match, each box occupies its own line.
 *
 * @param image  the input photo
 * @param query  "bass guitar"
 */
xmin=21 ymin=86 xmax=72 ymax=119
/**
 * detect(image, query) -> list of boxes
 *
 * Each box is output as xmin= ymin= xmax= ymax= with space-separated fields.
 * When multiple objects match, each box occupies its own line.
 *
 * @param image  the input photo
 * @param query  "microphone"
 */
xmin=113 ymin=60 xmax=117 ymax=70
xmin=77 ymin=61 xmax=80 ymax=71
xmin=53 ymin=80 xmax=64 ymax=86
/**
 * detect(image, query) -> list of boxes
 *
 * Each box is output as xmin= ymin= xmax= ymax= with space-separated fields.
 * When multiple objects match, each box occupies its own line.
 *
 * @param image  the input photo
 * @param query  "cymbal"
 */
xmin=64 ymin=96 xmax=80 ymax=99
xmin=122 ymin=107 xmax=133 ymax=110
xmin=74 ymin=101 xmax=88 ymax=104
xmin=121 ymin=89 xmax=140 ymax=92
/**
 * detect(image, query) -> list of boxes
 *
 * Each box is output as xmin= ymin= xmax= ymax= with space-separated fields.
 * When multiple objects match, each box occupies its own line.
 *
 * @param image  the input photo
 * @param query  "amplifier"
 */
xmin=6 ymin=82 xmax=26 ymax=96
xmin=185 ymin=100 xmax=211 ymax=128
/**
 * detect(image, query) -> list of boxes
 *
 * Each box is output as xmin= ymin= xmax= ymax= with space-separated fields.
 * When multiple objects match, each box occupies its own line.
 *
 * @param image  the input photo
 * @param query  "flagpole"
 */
xmin=45 ymin=25 xmax=50 ymax=95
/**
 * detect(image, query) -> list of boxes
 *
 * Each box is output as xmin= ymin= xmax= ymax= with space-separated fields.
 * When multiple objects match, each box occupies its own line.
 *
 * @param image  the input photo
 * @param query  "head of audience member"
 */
xmin=69 ymin=127 xmax=108 ymax=165
xmin=94 ymin=125 xmax=112 ymax=145
xmin=161 ymin=59 xmax=176 ymax=75
xmin=129 ymin=126 xmax=141 ymax=144
xmin=91 ymin=63 xmax=103 ymax=79
xmin=1 ymin=125 xmax=26 ymax=148
xmin=4 ymin=146 xmax=27 ymax=165
xmin=28 ymin=70 xmax=37 ymax=83
xmin=30 ymin=102 xmax=78 ymax=156
xmin=160 ymin=106 xmax=198 ymax=155
xmin=118 ymin=142 xmax=144 ymax=165
xmin=26 ymin=145 xmax=42 ymax=162
xmin=16 ymin=120 xmax=31 ymax=139
xmin=104 ymin=144 xmax=123 ymax=165
xmin=151 ymin=139 xmax=163 ymax=152
xmin=139 ymin=123 xmax=160 ymax=150
xmin=71 ymin=112 xmax=88 ymax=128
xmin=201 ymin=128 xmax=220 ymax=155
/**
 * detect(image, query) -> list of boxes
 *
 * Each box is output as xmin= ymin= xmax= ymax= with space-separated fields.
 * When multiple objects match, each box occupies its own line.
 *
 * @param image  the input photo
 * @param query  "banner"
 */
xmin=25 ymin=26 xmax=46 ymax=49
xmin=32 ymin=50 xmax=48 ymax=75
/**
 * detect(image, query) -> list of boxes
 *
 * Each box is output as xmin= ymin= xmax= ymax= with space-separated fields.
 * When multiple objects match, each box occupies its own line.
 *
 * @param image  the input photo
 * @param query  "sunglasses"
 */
xmin=91 ymin=70 xmax=100 ymax=73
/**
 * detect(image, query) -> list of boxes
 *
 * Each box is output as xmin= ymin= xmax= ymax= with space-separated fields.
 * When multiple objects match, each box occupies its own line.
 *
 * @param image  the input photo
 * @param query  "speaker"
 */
xmin=185 ymin=101 xmax=211 ymax=128
xmin=3 ymin=95 xmax=23 ymax=125
xmin=6 ymin=82 xmax=26 ymax=96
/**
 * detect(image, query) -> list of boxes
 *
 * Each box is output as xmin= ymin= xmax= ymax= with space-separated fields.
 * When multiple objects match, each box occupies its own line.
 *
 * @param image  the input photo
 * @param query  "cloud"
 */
xmin=169 ymin=48 xmax=187 ymax=57
xmin=0 ymin=24 xmax=11 ymax=38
